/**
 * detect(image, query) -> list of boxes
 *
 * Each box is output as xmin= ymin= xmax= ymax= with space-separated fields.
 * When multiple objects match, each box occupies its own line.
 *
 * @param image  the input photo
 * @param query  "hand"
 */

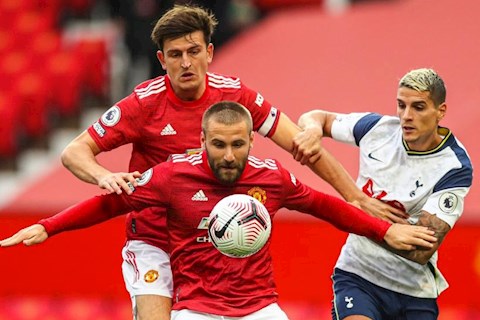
xmin=292 ymin=127 xmax=324 ymax=165
xmin=358 ymin=196 xmax=410 ymax=224
xmin=97 ymin=171 xmax=142 ymax=195
xmin=0 ymin=224 xmax=49 ymax=247
xmin=383 ymin=224 xmax=437 ymax=251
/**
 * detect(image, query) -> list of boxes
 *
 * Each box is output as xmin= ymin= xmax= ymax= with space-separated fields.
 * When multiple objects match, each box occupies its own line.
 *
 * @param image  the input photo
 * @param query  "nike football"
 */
xmin=208 ymin=194 xmax=272 ymax=258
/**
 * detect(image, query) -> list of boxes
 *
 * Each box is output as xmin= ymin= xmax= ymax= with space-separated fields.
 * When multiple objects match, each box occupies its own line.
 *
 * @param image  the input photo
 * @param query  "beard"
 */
xmin=211 ymin=160 xmax=245 ymax=184
xmin=207 ymin=154 xmax=247 ymax=185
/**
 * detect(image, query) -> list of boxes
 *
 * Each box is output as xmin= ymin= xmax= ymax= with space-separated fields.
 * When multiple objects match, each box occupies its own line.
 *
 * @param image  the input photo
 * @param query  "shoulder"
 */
xmin=437 ymin=131 xmax=473 ymax=188
xmin=207 ymin=72 xmax=242 ymax=90
xmin=247 ymin=155 xmax=279 ymax=171
xmin=133 ymin=76 xmax=167 ymax=101
xmin=352 ymin=113 xmax=398 ymax=143
xmin=447 ymin=132 xmax=473 ymax=169
xmin=170 ymin=153 xmax=204 ymax=165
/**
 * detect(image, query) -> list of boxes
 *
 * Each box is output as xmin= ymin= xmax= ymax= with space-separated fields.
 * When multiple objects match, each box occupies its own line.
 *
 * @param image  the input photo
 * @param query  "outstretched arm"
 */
xmin=271 ymin=113 xmax=366 ymax=202
xmin=0 ymin=194 xmax=133 ymax=247
xmin=61 ymin=131 xmax=141 ymax=195
xmin=294 ymin=109 xmax=409 ymax=224
xmin=0 ymin=224 xmax=48 ymax=247
xmin=300 ymin=190 xmax=437 ymax=253
xmin=272 ymin=112 xmax=408 ymax=222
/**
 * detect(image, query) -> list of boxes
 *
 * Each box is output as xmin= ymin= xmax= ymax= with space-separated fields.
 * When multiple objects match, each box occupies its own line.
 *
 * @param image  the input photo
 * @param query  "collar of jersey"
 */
xmin=165 ymin=74 xmax=210 ymax=107
xmin=402 ymin=126 xmax=452 ymax=155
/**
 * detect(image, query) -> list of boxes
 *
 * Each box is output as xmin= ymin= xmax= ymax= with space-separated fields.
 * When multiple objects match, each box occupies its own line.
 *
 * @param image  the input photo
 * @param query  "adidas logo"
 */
xmin=161 ymin=124 xmax=177 ymax=136
xmin=192 ymin=190 xmax=208 ymax=201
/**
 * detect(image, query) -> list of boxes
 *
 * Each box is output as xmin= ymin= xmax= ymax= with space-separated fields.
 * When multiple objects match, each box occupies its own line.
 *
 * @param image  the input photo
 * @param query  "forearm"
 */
xmin=61 ymin=137 xmax=109 ymax=185
xmin=307 ymin=149 xmax=367 ymax=203
xmin=306 ymin=191 xmax=389 ymax=242
xmin=38 ymin=194 xmax=131 ymax=237
xmin=377 ymin=242 xmax=432 ymax=265
xmin=382 ymin=211 xmax=450 ymax=265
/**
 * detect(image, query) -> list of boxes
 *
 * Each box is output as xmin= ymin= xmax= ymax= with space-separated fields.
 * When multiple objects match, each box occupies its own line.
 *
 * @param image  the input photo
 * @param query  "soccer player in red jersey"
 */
xmin=55 ymin=5 xmax=404 ymax=320
xmin=1 ymin=101 xmax=436 ymax=320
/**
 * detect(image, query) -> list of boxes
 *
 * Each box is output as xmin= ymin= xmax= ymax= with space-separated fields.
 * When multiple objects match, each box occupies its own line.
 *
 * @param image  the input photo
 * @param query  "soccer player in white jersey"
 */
xmin=295 ymin=68 xmax=473 ymax=319
xmin=0 ymin=101 xmax=437 ymax=320
xmin=51 ymin=4 xmax=402 ymax=320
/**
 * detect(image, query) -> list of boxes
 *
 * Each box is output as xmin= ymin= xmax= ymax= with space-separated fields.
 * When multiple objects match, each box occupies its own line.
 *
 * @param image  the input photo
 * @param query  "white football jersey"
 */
xmin=332 ymin=113 xmax=473 ymax=298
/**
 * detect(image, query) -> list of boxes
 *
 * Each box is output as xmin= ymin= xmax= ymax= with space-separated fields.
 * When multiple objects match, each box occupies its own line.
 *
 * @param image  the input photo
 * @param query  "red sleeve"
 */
xmin=87 ymin=91 xmax=149 ymax=152
xmin=305 ymin=190 xmax=390 ymax=243
xmin=38 ymin=163 xmax=172 ymax=237
xmin=38 ymin=194 xmax=133 ymax=237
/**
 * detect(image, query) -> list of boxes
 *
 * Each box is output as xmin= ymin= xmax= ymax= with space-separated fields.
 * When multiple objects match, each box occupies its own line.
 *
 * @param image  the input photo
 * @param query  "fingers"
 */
xmin=98 ymin=171 xmax=142 ymax=195
xmin=292 ymin=130 xmax=324 ymax=165
xmin=403 ymin=227 xmax=437 ymax=249
xmin=0 ymin=233 xmax=24 ymax=247
xmin=385 ymin=224 xmax=438 ymax=251
xmin=390 ymin=208 xmax=410 ymax=220
xmin=388 ymin=214 xmax=410 ymax=224
xmin=413 ymin=227 xmax=437 ymax=243
xmin=0 ymin=224 xmax=47 ymax=247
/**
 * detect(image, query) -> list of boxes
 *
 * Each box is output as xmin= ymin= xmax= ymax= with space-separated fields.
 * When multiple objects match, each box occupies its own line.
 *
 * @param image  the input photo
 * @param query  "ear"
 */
xmin=438 ymin=103 xmax=447 ymax=121
xmin=200 ymin=131 xmax=206 ymax=149
xmin=157 ymin=51 xmax=167 ymax=70
xmin=206 ymin=43 xmax=214 ymax=64
xmin=249 ymin=131 xmax=254 ymax=149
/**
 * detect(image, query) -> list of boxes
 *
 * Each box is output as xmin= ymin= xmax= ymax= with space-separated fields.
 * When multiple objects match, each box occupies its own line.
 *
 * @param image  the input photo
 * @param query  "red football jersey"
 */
xmin=118 ymin=152 xmax=388 ymax=316
xmin=40 ymin=152 xmax=388 ymax=316
xmin=86 ymin=73 xmax=281 ymax=250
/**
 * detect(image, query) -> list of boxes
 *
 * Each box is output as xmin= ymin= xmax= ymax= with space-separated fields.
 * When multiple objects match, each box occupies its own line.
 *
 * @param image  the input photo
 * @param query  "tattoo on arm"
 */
xmin=381 ymin=211 xmax=451 ymax=265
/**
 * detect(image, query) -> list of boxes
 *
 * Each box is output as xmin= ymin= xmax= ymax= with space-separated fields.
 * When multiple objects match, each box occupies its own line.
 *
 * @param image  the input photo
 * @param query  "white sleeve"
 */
xmin=422 ymin=188 xmax=469 ymax=228
xmin=331 ymin=112 xmax=370 ymax=145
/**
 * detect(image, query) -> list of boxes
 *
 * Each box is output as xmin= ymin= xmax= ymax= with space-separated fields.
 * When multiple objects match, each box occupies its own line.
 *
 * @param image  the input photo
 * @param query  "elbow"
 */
xmin=60 ymin=146 xmax=73 ymax=169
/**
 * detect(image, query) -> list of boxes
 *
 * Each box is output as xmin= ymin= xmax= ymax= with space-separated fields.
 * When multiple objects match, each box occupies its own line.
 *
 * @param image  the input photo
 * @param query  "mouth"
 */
xmin=180 ymin=72 xmax=195 ymax=80
xmin=220 ymin=166 xmax=237 ymax=171
xmin=402 ymin=125 xmax=415 ymax=133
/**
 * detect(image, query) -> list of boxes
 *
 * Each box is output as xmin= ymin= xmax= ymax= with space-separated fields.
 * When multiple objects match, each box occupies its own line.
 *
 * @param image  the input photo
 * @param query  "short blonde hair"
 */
xmin=202 ymin=101 xmax=253 ymax=134
xmin=399 ymin=68 xmax=446 ymax=106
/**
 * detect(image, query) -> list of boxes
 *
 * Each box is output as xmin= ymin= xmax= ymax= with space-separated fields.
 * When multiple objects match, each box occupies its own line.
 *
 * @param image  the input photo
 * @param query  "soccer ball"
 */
xmin=208 ymin=194 xmax=272 ymax=258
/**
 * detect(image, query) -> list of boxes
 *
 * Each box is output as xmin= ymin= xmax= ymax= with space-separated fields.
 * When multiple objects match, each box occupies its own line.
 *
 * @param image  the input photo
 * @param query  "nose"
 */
xmin=401 ymin=106 xmax=413 ymax=120
xmin=224 ymin=147 xmax=235 ymax=162
xmin=181 ymin=52 xmax=191 ymax=69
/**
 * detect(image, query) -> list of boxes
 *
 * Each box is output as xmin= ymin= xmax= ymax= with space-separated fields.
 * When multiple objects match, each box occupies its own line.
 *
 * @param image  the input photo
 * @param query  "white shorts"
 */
xmin=171 ymin=303 xmax=289 ymax=320
xmin=121 ymin=240 xmax=173 ymax=300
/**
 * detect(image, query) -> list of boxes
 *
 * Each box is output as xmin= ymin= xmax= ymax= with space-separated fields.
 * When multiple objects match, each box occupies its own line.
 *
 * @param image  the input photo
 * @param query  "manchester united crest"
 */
xmin=144 ymin=270 xmax=159 ymax=283
xmin=247 ymin=187 xmax=267 ymax=204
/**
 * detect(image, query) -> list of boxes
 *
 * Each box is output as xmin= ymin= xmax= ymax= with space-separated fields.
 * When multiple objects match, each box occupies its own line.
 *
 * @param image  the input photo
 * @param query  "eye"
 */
xmin=232 ymin=141 xmax=245 ymax=148
xmin=213 ymin=141 xmax=225 ymax=148
xmin=189 ymin=48 xmax=200 ymax=55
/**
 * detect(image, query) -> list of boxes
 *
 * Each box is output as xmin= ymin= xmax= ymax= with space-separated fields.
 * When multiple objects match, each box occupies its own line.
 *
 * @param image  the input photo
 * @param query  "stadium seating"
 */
xmin=0 ymin=0 xmax=109 ymax=164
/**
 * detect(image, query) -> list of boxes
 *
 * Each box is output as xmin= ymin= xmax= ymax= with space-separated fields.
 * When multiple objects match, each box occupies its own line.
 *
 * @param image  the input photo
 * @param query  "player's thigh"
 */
xmin=135 ymin=294 xmax=172 ymax=320
xmin=122 ymin=240 xmax=173 ymax=319
xmin=122 ymin=240 xmax=173 ymax=298
xmin=331 ymin=269 xmax=380 ymax=320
